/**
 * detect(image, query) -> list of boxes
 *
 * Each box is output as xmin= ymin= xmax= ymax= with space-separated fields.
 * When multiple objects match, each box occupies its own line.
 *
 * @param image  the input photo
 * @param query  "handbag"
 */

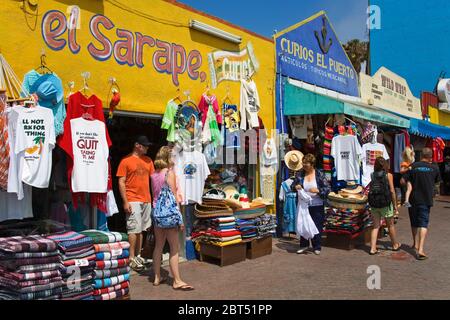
xmin=141 ymin=226 xmax=155 ymax=259
xmin=152 ymin=172 xmax=183 ymax=229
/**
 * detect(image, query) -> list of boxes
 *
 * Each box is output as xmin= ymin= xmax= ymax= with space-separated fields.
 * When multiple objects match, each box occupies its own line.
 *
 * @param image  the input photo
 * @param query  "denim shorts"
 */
xmin=408 ymin=205 xmax=431 ymax=228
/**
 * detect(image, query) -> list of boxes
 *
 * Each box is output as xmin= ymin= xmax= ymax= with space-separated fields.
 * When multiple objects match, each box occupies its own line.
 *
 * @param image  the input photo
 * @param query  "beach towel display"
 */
xmin=0 ymin=235 xmax=63 ymax=300
xmin=80 ymin=230 xmax=130 ymax=301
xmin=46 ymin=231 xmax=95 ymax=300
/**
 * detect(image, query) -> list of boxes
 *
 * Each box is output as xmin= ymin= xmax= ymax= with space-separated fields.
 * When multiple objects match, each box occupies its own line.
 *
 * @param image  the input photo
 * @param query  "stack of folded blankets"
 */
xmin=46 ymin=231 xmax=96 ymax=300
xmin=254 ymin=214 xmax=277 ymax=238
xmin=80 ymin=230 xmax=130 ymax=301
xmin=236 ymin=219 xmax=257 ymax=240
xmin=191 ymin=217 xmax=242 ymax=247
xmin=325 ymin=208 xmax=372 ymax=236
xmin=0 ymin=235 xmax=63 ymax=300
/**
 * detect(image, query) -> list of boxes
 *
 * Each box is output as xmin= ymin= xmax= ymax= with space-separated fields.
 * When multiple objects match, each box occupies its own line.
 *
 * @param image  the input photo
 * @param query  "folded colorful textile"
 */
xmin=60 ymin=247 xmax=95 ymax=260
xmin=0 ymin=266 xmax=60 ymax=282
xmin=95 ymin=249 xmax=129 ymax=261
xmin=95 ymin=259 xmax=130 ymax=270
xmin=80 ymin=231 xmax=128 ymax=244
xmin=0 ymin=250 xmax=59 ymax=260
xmin=0 ymin=236 xmax=57 ymax=254
xmin=94 ymin=267 xmax=130 ymax=279
xmin=62 ymin=254 xmax=97 ymax=267
xmin=15 ymin=263 xmax=61 ymax=274
xmin=93 ymin=281 xmax=129 ymax=296
xmin=0 ymin=255 xmax=61 ymax=269
xmin=93 ymin=287 xmax=129 ymax=301
xmin=93 ymin=274 xmax=130 ymax=289
xmin=46 ymin=231 xmax=93 ymax=252
xmin=93 ymin=242 xmax=130 ymax=253
xmin=0 ymin=275 xmax=63 ymax=289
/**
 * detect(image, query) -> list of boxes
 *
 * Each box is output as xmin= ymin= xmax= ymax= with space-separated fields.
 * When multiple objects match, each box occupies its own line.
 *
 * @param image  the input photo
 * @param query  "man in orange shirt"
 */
xmin=117 ymin=136 xmax=155 ymax=271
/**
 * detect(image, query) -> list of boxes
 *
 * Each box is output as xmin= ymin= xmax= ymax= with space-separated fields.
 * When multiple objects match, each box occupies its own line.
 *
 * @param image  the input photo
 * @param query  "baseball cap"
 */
xmin=135 ymin=135 xmax=152 ymax=147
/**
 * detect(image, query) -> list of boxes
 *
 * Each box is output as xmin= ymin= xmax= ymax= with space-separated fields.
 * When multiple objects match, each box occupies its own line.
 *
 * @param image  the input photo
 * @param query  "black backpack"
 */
xmin=368 ymin=171 xmax=391 ymax=208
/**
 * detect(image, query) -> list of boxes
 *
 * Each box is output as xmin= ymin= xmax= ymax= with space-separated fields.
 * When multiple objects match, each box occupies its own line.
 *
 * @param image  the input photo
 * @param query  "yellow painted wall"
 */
xmin=429 ymin=106 xmax=450 ymax=127
xmin=0 ymin=0 xmax=275 ymax=129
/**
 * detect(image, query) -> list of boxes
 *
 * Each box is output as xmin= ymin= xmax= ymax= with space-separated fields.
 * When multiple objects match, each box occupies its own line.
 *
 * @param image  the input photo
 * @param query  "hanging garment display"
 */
xmin=331 ymin=134 xmax=362 ymax=181
xmin=174 ymin=150 xmax=211 ymax=205
xmin=0 ymin=90 xmax=9 ymax=191
xmin=161 ymin=100 xmax=179 ymax=142
xmin=202 ymin=103 xmax=222 ymax=147
xmin=70 ymin=118 xmax=109 ymax=193
xmin=279 ymin=178 xmax=297 ymax=234
xmin=222 ymin=104 xmax=240 ymax=149
xmin=361 ymin=142 xmax=389 ymax=187
xmin=296 ymin=189 xmax=319 ymax=240
xmin=289 ymin=116 xmax=308 ymax=139
xmin=323 ymin=124 xmax=334 ymax=181
xmin=240 ymin=79 xmax=260 ymax=130
xmin=15 ymin=106 xmax=55 ymax=189
xmin=174 ymin=101 xmax=202 ymax=152
xmin=198 ymin=94 xmax=222 ymax=127
xmin=7 ymin=106 xmax=26 ymax=199
xmin=393 ymin=133 xmax=406 ymax=173
xmin=22 ymin=70 xmax=66 ymax=136
xmin=260 ymin=135 xmax=277 ymax=202
xmin=427 ymin=137 xmax=445 ymax=163
xmin=58 ymin=92 xmax=112 ymax=213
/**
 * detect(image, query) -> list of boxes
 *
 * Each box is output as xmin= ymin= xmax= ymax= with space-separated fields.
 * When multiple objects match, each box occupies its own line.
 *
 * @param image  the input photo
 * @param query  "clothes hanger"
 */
xmin=35 ymin=53 xmax=53 ymax=75
xmin=203 ymin=82 xmax=211 ymax=97
xmin=223 ymin=86 xmax=233 ymax=105
xmin=172 ymin=88 xmax=183 ymax=105
xmin=79 ymin=72 xmax=93 ymax=97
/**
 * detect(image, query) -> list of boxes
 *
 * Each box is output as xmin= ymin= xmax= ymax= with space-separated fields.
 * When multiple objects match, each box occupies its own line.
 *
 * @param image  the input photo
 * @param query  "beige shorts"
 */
xmin=126 ymin=202 xmax=152 ymax=234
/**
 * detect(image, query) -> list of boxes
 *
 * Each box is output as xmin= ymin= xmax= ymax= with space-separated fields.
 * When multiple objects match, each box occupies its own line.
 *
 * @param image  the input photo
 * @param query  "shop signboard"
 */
xmin=208 ymin=42 xmax=259 ymax=88
xmin=0 ymin=0 xmax=274 ymax=124
xmin=274 ymin=11 xmax=359 ymax=97
xmin=360 ymin=67 xmax=422 ymax=119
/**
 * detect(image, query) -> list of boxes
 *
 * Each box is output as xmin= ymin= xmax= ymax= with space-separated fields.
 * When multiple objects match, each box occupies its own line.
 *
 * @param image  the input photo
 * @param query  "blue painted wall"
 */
xmin=370 ymin=0 xmax=450 ymax=96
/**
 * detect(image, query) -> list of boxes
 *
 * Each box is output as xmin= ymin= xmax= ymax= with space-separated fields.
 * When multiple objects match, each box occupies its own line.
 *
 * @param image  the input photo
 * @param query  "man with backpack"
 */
xmin=368 ymin=157 xmax=401 ymax=255
xmin=404 ymin=148 xmax=441 ymax=260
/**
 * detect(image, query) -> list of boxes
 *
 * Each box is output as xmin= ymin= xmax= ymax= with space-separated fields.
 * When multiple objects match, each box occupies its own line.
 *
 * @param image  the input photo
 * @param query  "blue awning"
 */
xmin=409 ymin=118 xmax=450 ymax=140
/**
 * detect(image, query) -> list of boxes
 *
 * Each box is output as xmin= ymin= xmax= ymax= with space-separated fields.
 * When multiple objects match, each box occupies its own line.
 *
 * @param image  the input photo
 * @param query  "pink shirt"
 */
xmin=151 ymin=169 xmax=184 ymax=207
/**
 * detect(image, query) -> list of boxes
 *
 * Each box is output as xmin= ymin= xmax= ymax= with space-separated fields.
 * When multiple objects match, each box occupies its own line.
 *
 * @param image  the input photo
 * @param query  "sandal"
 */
xmin=392 ymin=243 xmax=402 ymax=251
xmin=417 ymin=253 xmax=428 ymax=261
xmin=369 ymin=250 xmax=380 ymax=255
xmin=153 ymin=277 xmax=167 ymax=286
xmin=173 ymin=284 xmax=195 ymax=291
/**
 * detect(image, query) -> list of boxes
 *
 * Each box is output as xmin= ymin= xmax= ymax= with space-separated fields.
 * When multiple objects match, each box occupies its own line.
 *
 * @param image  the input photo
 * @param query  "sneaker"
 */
xmin=129 ymin=257 xmax=144 ymax=271
xmin=136 ymin=255 xmax=152 ymax=266
xmin=314 ymin=250 xmax=321 ymax=255
xmin=296 ymin=247 xmax=308 ymax=254
xmin=404 ymin=202 xmax=412 ymax=208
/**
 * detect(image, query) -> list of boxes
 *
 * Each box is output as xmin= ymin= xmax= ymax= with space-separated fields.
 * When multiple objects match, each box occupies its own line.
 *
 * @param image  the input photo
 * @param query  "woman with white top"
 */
xmin=292 ymin=154 xmax=331 ymax=255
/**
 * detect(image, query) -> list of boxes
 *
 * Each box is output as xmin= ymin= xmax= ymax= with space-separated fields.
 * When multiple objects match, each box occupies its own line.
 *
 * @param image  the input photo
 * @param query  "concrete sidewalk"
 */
xmin=130 ymin=200 xmax=450 ymax=300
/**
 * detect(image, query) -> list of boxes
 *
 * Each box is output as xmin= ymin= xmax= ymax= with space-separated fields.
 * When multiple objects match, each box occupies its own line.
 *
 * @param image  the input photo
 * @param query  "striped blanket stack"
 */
xmin=0 ymin=235 xmax=63 ymax=300
xmin=80 ymin=230 xmax=130 ymax=301
xmin=46 ymin=231 xmax=95 ymax=300
xmin=191 ymin=217 xmax=242 ymax=247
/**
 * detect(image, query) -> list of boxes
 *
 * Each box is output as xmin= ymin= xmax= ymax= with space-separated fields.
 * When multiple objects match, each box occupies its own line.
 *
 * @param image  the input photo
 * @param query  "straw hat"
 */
xmin=284 ymin=151 xmax=304 ymax=171
xmin=340 ymin=181 xmax=363 ymax=195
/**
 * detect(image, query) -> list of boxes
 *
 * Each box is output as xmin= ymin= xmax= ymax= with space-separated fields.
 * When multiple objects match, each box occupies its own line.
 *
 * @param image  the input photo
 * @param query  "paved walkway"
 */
xmin=131 ymin=200 xmax=450 ymax=300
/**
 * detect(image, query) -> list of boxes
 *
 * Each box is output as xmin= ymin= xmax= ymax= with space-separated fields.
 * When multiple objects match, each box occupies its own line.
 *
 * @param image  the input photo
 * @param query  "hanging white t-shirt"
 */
xmin=15 ymin=106 xmax=55 ymax=189
xmin=71 ymin=118 xmax=109 ymax=193
xmin=174 ymin=150 xmax=210 ymax=205
xmin=331 ymin=135 xmax=362 ymax=181
xmin=7 ymin=106 xmax=24 ymax=199
xmin=361 ymin=142 xmax=390 ymax=187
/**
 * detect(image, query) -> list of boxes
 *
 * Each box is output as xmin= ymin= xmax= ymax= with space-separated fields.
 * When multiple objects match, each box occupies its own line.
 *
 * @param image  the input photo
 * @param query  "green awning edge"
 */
xmin=283 ymin=82 xmax=410 ymax=128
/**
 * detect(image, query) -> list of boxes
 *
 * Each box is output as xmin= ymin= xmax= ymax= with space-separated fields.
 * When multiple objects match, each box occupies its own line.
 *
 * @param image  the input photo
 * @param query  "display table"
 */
xmin=244 ymin=235 xmax=272 ymax=259
xmin=199 ymin=242 xmax=247 ymax=267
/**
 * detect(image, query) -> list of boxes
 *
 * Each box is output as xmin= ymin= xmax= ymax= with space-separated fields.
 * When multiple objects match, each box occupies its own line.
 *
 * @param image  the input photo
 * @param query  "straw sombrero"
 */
xmin=222 ymin=185 xmax=242 ymax=209
xmin=234 ymin=204 xmax=266 ymax=220
xmin=340 ymin=182 xmax=363 ymax=195
xmin=284 ymin=151 xmax=304 ymax=171
xmin=194 ymin=203 xmax=233 ymax=219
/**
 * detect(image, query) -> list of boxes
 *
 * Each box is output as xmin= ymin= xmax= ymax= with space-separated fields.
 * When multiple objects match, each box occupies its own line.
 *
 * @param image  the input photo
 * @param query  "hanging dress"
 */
xmin=280 ymin=179 xmax=297 ymax=234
